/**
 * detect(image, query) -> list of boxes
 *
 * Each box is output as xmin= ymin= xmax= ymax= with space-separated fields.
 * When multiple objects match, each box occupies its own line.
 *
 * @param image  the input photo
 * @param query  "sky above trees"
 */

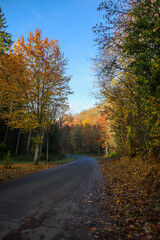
xmin=1 ymin=0 xmax=102 ymax=113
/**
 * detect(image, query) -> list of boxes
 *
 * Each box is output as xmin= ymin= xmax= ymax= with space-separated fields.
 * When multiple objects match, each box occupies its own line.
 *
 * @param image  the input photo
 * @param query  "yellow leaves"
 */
xmin=0 ymin=29 xmax=71 ymax=132
xmin=112 ymin=78 xmax=118 ymax=86
xmin=116 ymin=199 xmax=120 ymax=204
xmin=153 ymin=27 xmax=159 ymax=32
xmin=82 ymin=118 xmax=91 ymax=126
xmin=90 ymin=227 xmax=97 ymax=232
xmin=32 ymin=136 xmax=43 ymax=144
xmin=130 ymin=224 xmax=135 ymax=229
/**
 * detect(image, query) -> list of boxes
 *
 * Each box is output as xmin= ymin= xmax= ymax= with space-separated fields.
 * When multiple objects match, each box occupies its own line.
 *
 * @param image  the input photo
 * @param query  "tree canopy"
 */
xmin=0 ymin=29 xmax=72 ymax=163
xmin=94 ymin=0 xmax=160 ymax=158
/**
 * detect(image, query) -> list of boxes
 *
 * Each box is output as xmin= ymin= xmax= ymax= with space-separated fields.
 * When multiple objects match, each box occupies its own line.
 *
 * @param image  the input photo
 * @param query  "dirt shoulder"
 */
xmin=0 ymin=157 xmax=75 ymax=183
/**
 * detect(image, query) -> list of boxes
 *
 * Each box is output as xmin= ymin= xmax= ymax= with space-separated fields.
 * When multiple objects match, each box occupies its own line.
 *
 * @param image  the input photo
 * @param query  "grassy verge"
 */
xmin=98 ymin=156 xmax=160 ymax=239
xmin=0 ymin=156 xmax=75 ymax=184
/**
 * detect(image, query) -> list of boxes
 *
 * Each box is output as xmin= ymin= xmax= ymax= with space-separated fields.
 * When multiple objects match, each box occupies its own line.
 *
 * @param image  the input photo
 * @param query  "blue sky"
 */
xmin=1 ymin=0 xmax=102 ymax=114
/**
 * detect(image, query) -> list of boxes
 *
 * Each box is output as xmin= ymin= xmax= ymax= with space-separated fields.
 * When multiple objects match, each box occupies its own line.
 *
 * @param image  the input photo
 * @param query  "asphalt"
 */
xmin=0 ymin=155 xmax=103 ymax=240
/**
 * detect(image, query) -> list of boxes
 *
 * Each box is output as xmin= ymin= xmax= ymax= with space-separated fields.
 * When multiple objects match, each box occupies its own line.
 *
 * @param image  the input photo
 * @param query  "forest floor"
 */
xmin=97 ymin=156 xmax=160 ymax=240
xmin=0 ymin=156 xmax=75 ymax=183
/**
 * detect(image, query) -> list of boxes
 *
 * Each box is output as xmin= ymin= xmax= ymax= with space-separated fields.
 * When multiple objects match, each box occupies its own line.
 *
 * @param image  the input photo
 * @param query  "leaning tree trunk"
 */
xmin=46 ymin=131 xmax=49 ymax=162
xmin=15 ymin=128 xmax=21 ymax=156
xmin=27 ymin=130 xmax=32 ymax=158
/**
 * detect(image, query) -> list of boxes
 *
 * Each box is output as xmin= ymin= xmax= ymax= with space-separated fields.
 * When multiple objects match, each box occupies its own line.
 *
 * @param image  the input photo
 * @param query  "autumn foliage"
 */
xmin=0 ymin=29 xmax=71 ymax=163
xmin=92 ymin=0 xmax=160 ymax=238
xmin=94 ymin=0 xmax=160 ymax=158
xmin=99 ymin=157 xmax=160 ymax=239
xmin=60 ymin=104 xmax=115 ymax=154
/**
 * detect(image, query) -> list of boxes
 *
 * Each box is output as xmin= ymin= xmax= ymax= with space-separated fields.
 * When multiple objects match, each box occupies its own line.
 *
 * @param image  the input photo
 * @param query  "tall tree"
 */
xmin=0 ymin=7 xmax=12 ymax=54
xmin=0 ymin=7 xmax=13 ymax=149
xmin=0 ymin=29 xmax=72 ymax=163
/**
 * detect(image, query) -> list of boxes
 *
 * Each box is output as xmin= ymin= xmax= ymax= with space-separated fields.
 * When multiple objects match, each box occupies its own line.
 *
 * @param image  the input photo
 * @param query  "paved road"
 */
xmin=0 ymin=156 xmax=102 ymax=240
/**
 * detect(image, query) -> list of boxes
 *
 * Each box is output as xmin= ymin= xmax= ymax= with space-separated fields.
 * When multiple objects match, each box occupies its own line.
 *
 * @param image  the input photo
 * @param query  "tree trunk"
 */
xmin=46 ymin=132 xmax=49 ymax=162
xmin=4 ymin=101 xmax=13 ymax=144
xmin=40 ymin=129 xmax=44 ymax=154
xmin=27 ymin=130 xmax=32 ymax=158
xmin=15 ymin=129 xmax=21 ymax=156
xmin=105 ymin=146 xmax=108 ymax=156
xmin=4 ymin=125 xmax=9 ymax=144
xmin=34 ymin=142 xmax=39 ymax=165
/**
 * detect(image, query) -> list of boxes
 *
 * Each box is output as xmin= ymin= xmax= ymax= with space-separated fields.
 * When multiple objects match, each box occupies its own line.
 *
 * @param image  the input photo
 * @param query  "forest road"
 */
xmin=0 ymin=155 xmax=103 ymax=240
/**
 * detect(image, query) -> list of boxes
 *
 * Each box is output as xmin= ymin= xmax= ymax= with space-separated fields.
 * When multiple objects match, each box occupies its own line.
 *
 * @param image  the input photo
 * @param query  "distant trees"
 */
xmin=60 ymin=106 xmax=115 ymax=155
xmin=94 ymin=0 xmax=160 ymax=158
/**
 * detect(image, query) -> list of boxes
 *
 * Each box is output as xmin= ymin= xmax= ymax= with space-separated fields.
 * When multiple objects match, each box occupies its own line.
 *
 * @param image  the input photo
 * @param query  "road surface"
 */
xmin=0 ymin=155 xmax=103 ymax=240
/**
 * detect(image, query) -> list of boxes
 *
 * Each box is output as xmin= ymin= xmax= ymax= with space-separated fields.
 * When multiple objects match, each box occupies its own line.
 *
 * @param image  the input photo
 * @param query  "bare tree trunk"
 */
xmin=27 ymin=130 xmax=32 ymax=158
xmin=15 ymin=129 xmax=21 ymax=156
xmin=4 ymin=125 xmax=9 ymax=144
xmin=105 ymin=146 xmax=108 ymax=156
xmin=34 ymin=130 xmax=42 ymax=164
xmin=40 ymin=129 xmax=44 ymax=154
xmin=34 ymin=142 xmax=39 ymax=165
xmin=46 ymin=131 xmax=49 ymax=162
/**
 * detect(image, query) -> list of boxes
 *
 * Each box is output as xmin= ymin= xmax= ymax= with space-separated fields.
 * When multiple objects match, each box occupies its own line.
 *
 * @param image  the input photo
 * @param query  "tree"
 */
xmin=0 ymin=7 xmax=13 ymax=154
xmin=122 ymin=0 xmax=160 ymax=156
xmin=94 ymin=0 xmax=160 ymax=158
xmin=0 ymin=29 xmax=72 ymax=163
xmin=124 ymin=0 xmax=160 ymax=95
xmin=0 ymin=7 xmax=12 ymax=54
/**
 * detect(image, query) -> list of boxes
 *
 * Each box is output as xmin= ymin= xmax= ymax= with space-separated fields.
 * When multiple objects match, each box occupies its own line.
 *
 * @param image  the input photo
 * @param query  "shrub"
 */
xmin=2 ymin=151 xmax=14 ymax=169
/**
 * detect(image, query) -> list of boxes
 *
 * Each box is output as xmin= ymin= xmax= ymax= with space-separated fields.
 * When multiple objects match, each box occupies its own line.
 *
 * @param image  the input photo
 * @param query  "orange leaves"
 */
xmin=0 ymin=29 xmax=71 ymax=132
xmin=90 ymin=227 xmax=97 ymax=232
xmin=60 ymin=103 xmax=116 ymax=153
xmin=99 ymin=156 xmax=160 ymax=239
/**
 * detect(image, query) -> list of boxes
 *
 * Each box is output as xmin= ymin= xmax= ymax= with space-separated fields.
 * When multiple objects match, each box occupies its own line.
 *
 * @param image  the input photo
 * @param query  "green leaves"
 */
xmin=0 ymin=7 xmax=13 ymax=54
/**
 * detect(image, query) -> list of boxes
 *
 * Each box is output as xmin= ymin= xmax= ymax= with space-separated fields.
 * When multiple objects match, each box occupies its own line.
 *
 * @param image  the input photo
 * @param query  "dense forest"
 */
xmin=60 ymin=104 xmax=115 ymax=155
xmin=0 ymin=0 xmax=160 ymax=163
xmin=93 ymin=0 xmax=160 ymax=159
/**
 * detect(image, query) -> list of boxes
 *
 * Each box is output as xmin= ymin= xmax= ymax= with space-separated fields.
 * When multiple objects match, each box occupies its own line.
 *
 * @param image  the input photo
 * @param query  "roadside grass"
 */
xmin=0 ymin=156 xmax=75 ymax=183
xmin=52 ymin=158 xmax=76 ymax=163
xmin=98 ymin=156 xmax=160 ymax=239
